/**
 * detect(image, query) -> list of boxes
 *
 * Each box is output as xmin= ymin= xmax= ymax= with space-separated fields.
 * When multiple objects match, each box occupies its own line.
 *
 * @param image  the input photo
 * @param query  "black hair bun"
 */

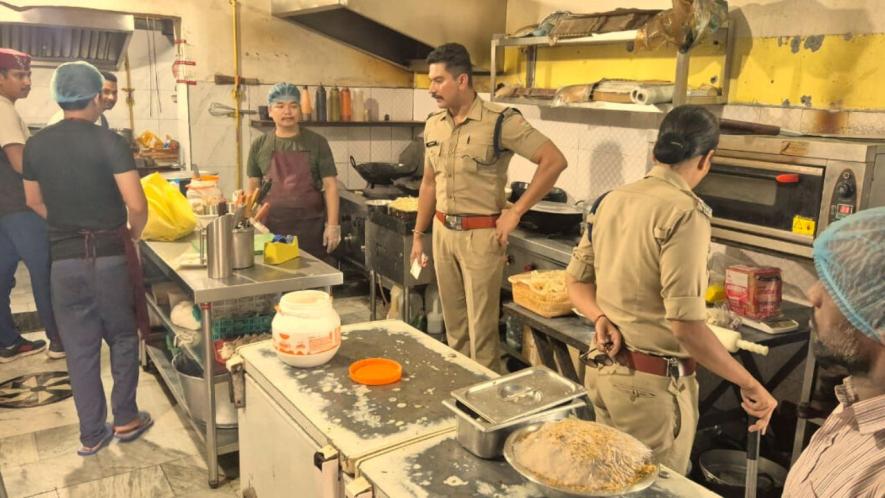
xmin=653 ymin=131 xmax=689 ymax=164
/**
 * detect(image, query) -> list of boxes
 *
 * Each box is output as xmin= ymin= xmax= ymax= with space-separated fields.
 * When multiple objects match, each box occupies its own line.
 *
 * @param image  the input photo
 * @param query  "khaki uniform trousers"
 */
xmin=432 ymin=217 xmax=505 ymax=372
xmin=584 ymin=361 xmax=699 ymax=474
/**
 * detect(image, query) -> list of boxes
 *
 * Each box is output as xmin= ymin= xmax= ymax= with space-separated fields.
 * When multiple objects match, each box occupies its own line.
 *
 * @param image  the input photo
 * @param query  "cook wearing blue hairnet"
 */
xmin=51 ymin=61 xmax=103 ymax=105
xmin=784 ymin=207 xmax=885 ymax=497
xmin=246 ymin=82 xmax=339 ymax=259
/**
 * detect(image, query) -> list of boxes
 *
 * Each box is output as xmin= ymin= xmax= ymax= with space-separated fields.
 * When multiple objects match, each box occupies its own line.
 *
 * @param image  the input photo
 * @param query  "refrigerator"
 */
xmin=234 ymin=319 xmax=496 ymax=498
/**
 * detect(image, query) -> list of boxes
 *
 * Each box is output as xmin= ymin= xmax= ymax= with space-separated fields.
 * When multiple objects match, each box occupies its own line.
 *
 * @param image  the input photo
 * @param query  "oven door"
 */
xmin=696 ymin=157 xmax=825 ymax=236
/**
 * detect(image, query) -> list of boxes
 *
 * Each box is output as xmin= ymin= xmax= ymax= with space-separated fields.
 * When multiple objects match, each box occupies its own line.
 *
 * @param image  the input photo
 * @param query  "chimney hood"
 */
xmin=271 ymin=0 xmax=506 ymax=71
xmin=0 ymin=6 xmax=134 ymax=70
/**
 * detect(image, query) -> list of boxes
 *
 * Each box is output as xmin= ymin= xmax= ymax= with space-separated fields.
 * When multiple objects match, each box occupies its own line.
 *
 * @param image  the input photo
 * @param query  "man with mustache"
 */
xmin=410 ymin=43 xmax=567 ymax=371
xmin=784 ymin=207 xmax=884 ymax=497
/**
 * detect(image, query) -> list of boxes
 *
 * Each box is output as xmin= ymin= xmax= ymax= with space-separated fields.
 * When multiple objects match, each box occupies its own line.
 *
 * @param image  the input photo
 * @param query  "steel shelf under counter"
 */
xmin=139 ymin=236 xmax=343 ymax=488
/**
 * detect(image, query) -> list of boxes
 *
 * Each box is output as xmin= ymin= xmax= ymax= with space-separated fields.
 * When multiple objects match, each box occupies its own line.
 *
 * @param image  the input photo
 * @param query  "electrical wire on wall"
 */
xmin=123 ymin=55 xmax=135 ymax=131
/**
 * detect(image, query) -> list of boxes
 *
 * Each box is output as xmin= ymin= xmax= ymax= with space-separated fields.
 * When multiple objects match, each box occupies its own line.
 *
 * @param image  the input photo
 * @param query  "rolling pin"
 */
xmin=709 ymin=324 xmax=769 ymax=356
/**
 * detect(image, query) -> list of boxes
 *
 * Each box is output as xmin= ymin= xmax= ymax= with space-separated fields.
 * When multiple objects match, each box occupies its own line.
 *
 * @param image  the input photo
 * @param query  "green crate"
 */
xmin=192 ymin=305 xmax=273 ymax=340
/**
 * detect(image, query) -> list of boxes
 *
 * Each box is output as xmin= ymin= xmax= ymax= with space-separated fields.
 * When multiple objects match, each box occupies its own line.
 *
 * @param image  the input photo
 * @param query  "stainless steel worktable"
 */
xmin=139 ymin=236 xmax=343 ymax=488
xmin=360 ymin=432 xmax=720 ymax=497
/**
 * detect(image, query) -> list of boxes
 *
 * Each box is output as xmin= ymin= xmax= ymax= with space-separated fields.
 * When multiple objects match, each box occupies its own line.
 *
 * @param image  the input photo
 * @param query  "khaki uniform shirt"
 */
xmin=424 ymin=96 xmax=549 ymax=215
xmin=566 ymin=165 xmax=712 ymax=358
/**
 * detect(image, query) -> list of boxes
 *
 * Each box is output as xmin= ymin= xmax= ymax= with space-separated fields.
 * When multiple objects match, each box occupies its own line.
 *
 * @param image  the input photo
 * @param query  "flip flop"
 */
xmin=77 ymin=424 xmax=114 ymax=457
xmin=114 ymin=411 xmax=154 ymax=442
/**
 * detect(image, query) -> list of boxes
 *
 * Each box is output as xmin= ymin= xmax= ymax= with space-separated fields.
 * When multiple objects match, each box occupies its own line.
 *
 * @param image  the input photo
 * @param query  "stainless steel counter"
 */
xmin=360 ymin=432 xmax=720 ymax=497
xmin=142 ymin=235 xmax=343 ymax=303
xmin=139 ymin=235 xmax=343 ymax=488
xmin=508 ymin=228 xmax=579 ymax=266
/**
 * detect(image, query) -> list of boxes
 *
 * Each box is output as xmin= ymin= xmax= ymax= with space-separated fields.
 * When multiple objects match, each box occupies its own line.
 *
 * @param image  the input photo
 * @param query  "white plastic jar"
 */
xmin=272 ymin=290 xmax=341 ymax=368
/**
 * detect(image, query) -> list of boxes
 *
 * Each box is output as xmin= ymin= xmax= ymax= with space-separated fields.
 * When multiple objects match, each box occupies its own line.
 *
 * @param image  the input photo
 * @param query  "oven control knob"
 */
xmin=837 ymin=182 xmax=854 ymax=198
xmin=505 ymin=255 xmax=513 ymax=265
xmin=523 ymin=263 xmax=536 ymax=272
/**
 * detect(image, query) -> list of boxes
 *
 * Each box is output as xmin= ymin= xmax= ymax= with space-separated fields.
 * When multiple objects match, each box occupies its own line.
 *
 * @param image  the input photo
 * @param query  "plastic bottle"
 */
xmin=351 ymin=89 xmax=364 ymax=122
xmin=329 ymin=86 xmax=340 ymax=122
xmin=315 ymin=85 xmax=327 ymax=122
xmin=300 ymin=85 xmax=312 ymax=121
xmin=340 ymin=87 xmax=352 ymax=122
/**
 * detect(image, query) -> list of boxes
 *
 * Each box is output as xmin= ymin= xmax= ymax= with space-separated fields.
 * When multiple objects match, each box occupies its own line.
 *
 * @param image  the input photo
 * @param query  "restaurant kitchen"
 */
xmin=1 ymin=1 xmax=884 ymax=498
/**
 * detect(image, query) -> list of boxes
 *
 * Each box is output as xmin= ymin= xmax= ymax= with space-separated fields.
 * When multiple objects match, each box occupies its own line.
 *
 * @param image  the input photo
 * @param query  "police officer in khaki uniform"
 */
xmin=410 ymin=43 xmax=567 ymax=371
xmin=566 ymin=106 xmax=777 ymax=474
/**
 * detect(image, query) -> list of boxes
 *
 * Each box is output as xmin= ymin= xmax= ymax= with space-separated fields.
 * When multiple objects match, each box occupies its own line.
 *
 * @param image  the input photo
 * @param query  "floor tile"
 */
xmin=0 ymin=431 xmax=38 ymax=467
xmin=55 ymin=465 xmax=174 ymax=498
xmin=160 ymin=455 xmax=237 ymax=497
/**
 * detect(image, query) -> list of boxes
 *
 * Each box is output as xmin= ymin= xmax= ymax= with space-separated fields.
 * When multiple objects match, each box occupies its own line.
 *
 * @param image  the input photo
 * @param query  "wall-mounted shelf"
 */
xmin=489 ymin=26 xmax=734 ymax=111
xmin=250 ymin=120 xmax=424 ymax=129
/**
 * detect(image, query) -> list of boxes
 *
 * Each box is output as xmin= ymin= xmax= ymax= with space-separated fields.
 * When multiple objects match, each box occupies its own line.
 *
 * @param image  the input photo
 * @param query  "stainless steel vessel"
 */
xmin=206 ymin=214 xmax=234 ymax=279
xmin=232 ymin=226 xmax=255 ymax=270
xmin=443 ymin=397 xmax=587 ymax=459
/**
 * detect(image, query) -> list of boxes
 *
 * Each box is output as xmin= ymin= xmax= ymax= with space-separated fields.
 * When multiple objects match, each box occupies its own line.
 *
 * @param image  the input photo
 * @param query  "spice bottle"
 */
xmin=329 ymin=86 xmax=340 ymax=122
xmin=315 ymin=84 xmax=327 ymax=122
xmin=300 ymin=85 xmax=312 ymax=121
xmin=340 ymin=87 xmax=352 ymax=122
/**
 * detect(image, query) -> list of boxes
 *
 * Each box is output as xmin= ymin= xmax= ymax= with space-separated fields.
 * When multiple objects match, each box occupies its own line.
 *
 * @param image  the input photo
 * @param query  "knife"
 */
xmin=254 ymin=179 xmax=274 ymax=208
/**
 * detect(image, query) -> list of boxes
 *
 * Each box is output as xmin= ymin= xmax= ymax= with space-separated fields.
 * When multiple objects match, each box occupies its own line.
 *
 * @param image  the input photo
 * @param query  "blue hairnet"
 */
xmin=51 ymin=61 xmax=104 ymax=104
xmin=268 ymin=83 xmax=300 ymax=104
xmin=812 ymin=207 xmax=885 ymax=345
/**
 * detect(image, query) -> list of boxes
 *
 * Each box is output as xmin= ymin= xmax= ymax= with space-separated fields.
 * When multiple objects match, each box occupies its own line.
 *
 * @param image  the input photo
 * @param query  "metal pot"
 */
xmin=509 ymin=182 xmax=568 ymax=203
xmin=698 ymin=449 xmax=787 ymax=496
xmin=519 ymin=201 xmax=583 ymax=234
xmin=173 ymin=354 xmax=238 ymax=428
xmin=443 ymin=397 xmax=588 ymax=459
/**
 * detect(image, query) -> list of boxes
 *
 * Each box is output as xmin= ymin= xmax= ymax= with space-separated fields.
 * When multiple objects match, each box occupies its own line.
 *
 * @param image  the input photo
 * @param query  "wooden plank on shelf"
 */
xmin=250 ymin=119 xmax=425 ymax=128
xmin=214 ymin=74 xmax=261 ymax=86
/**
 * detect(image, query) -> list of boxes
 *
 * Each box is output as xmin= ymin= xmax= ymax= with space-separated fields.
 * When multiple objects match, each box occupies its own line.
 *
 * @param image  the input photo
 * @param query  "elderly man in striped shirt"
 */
xmin=784 ymin=207 xmax=884 ymax=498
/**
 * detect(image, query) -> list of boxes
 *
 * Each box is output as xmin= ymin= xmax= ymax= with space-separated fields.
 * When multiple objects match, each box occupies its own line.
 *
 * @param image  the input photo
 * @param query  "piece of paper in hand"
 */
xmin=410 ymin=258 xmax=422 ymax=279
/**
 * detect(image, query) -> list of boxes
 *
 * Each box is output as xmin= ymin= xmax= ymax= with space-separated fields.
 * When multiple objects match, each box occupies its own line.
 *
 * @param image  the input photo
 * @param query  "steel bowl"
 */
xmin=503 ymin=422 xmax=659 ymax=498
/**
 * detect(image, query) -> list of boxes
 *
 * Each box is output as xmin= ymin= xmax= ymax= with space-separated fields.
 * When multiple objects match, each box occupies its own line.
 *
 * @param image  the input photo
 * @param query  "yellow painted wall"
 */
xmin=3 ymin=0 xmax=412 ymax=87
xmin=414 ymin=0 xmax=885 ymax=111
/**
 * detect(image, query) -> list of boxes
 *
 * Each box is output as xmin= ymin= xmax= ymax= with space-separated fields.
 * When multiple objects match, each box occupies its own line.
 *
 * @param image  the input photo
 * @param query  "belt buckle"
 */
xmin=445 ymin=214 xmax=463 ymax=230
xmin=666 ymin=357 xmax=684 ymax=378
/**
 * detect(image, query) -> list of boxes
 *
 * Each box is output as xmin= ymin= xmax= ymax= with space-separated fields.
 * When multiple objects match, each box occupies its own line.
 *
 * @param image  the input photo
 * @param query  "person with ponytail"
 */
xmin=566 ymin=105 xmax=777 ymax=474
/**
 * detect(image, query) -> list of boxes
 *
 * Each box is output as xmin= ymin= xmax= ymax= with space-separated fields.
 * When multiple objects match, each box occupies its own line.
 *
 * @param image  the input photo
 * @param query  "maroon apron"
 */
xmin=264 ymin=137 xmax=326 ymax=257
xmin=78 ymin=225 xmax=150 ymax=339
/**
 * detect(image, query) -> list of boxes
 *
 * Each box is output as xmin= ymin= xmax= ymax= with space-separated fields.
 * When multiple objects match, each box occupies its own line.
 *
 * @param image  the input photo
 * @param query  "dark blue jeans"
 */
xmin=51 ymin=255 xmax=140 ymax=447
xmin=0 ymin=211 xmax=60 ymax=348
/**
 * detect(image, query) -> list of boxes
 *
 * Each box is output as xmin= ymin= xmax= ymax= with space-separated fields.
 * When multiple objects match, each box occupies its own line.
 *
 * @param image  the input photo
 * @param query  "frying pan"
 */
xmin=350 ymin=156 xmax=417 ymax=185
xmin=519 ymin=201 xmax=583 ymax=234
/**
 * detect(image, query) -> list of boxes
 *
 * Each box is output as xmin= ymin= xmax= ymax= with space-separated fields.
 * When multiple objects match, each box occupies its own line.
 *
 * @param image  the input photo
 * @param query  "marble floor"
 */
xmin=1 ymin=264 xmax=375 ymax=498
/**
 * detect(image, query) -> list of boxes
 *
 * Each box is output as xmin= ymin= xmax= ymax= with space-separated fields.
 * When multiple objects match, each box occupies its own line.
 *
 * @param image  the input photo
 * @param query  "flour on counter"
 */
xmin=443 ymin=476 xmax=468 ymax=486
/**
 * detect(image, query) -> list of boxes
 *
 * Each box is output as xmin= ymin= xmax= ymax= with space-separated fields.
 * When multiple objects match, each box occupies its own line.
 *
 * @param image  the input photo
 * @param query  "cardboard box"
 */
xmin=725 ymin=265 xmax=782 ymax=320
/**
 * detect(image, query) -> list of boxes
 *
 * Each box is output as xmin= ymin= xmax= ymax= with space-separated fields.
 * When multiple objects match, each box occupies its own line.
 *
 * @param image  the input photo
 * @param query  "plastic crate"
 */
xmin=209 ymin=294 xmax=278 ymax=319
xmin=508 ymin=271 xmax=572 ymax=318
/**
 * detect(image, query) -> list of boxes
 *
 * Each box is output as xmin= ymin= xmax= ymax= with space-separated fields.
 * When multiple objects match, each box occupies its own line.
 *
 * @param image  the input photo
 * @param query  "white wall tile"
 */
xmin=348 ymin=128 xmax=372 ymax=163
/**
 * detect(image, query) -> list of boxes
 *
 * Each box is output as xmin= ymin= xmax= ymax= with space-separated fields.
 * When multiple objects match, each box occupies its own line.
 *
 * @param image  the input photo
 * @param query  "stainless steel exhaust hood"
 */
xmin=272 ymin=0 xmax=506 ymax=71
xmin=0 ymin=6 xmax=134 ymax=70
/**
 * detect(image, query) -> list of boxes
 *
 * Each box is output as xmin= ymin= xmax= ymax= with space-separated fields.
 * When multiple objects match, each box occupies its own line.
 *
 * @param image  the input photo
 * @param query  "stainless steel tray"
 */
xmin=443 ymin=397 xmax=589 ymax=459
xmin=450 ymin=366 xmax=586 ymax=425
xmin=503 ymin=422 xmax=659 ymax=497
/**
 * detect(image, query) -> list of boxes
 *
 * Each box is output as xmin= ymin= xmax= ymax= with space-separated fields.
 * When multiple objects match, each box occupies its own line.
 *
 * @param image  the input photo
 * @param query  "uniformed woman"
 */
xmin=566 ymin=105 xmax=777 ymax=474
xmin=246 ymin=83 xmax=340 ymax=257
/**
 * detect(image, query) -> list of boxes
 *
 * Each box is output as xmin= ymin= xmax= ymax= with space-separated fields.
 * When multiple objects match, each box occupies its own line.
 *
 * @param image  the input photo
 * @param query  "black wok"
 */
xmin=351 ymin=156 xmax=417 ymax=185
xmin=518 ymin=201 xmax=583 ymax=234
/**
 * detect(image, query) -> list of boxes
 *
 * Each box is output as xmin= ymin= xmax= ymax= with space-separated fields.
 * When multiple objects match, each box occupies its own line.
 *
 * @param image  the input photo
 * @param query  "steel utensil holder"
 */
xmin=232 ymin=225 xmax=255 ymax=270
xmin=207 ymin=214 xmax=234 ymax=279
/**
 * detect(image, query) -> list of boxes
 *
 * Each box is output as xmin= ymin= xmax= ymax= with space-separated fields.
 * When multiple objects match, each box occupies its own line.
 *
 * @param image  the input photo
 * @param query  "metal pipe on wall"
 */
xmin=124 ymin=55 xmax=135 ymax=131
xmin=230 ymin=0 xmax=243 ymax=190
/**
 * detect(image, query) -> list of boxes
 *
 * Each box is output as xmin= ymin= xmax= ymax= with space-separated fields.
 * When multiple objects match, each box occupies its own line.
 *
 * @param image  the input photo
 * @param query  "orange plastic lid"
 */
xmin=349 ymin=358 xmax=402 ymax=386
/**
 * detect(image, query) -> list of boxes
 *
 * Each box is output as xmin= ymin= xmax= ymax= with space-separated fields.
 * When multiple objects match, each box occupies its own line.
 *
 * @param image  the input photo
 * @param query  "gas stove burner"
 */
xmin=361 ymin=185 xmax=407 ymax=200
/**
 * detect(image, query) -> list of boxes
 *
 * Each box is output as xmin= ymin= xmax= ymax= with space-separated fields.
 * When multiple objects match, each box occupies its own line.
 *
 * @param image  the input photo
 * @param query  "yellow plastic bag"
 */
xmin=140 ymin=173 xmax=197 ymax=241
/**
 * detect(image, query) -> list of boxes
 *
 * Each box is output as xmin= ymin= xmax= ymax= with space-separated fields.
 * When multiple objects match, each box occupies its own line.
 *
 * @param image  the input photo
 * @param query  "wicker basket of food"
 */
xmin=509 ymin=270 xmax=572 ymax=318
